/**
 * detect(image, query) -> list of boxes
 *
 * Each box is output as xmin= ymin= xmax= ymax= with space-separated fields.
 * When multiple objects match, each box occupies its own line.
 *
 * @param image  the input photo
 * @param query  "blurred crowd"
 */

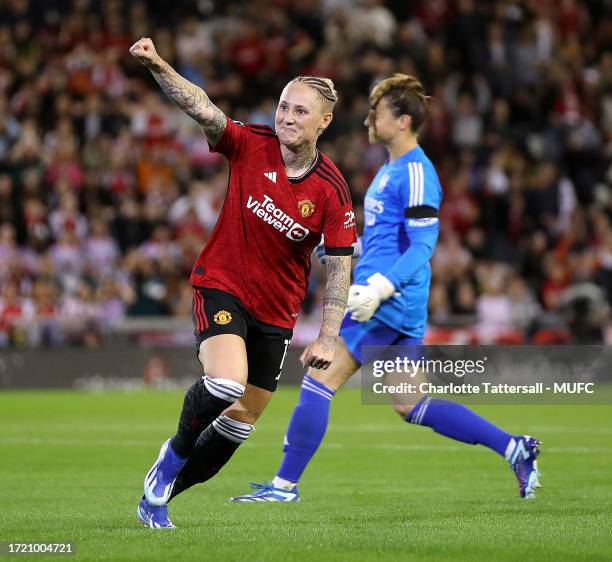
xmin=0 ymin=0 xmax=611 ymax=347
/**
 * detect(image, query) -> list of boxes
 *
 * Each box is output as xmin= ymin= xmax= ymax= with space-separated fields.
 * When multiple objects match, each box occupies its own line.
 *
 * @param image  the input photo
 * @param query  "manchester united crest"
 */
xmin=213 ymin=310 xmax=232 ymax=325
xmin=298 ymin=199 xmax=315 ymax=218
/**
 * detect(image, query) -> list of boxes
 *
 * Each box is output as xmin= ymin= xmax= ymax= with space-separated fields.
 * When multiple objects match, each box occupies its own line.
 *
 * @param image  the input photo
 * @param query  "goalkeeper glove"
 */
xmin=346 ymin=273 xmax=395 ymax=322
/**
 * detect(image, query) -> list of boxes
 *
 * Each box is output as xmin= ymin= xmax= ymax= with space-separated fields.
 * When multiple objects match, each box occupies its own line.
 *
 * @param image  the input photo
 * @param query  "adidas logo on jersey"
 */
xmin=264 ymin=171 xmax=277 ymax=183
xmin=246 ymin=194 xmax=310 ymax=242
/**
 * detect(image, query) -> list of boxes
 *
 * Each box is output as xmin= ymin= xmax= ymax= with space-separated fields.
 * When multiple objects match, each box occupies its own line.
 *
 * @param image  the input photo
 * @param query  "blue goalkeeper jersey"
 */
xmin=354 ymin=145 xmax=443 ymax=338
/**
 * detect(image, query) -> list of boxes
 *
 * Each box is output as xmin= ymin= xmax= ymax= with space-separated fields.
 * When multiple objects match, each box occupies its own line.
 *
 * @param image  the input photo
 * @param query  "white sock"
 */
xmin=272 ymin=476 xmax=297 ymax=490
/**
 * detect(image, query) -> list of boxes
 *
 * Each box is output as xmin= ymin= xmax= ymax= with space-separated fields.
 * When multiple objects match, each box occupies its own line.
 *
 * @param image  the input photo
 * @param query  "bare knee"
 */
xmin=198 ymin=335 xmax=248 ymax=385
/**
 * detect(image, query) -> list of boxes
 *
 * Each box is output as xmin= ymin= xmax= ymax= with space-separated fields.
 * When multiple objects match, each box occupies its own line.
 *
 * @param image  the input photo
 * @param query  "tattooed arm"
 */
xmin=129 ymin=37 xmax=226 ymax=145
xmin=320 ymin=255 xmax=351 ymax=348
xmin=300 ymin=255 xmax=351 ymax=370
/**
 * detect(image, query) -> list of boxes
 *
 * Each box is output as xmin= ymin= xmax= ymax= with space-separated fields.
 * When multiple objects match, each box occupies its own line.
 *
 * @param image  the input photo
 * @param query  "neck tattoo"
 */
xmin=284 ymin=146 xmax=317 ymax=175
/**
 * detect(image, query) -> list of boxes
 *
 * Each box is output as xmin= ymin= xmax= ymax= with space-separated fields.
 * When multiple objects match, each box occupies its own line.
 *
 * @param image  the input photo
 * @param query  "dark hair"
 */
xmin=369 ymin=73 xmax=429 ymax=133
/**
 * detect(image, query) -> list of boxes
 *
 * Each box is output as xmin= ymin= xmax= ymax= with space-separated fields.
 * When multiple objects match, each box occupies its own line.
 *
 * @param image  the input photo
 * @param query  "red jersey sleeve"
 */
xmin=209 ymin=118 xmax=264 ymax=162
xmin=322 ymin=182 xmax=357 ymax=255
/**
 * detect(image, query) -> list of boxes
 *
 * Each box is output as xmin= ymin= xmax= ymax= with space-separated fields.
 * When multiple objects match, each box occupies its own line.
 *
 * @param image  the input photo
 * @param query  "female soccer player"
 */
xmin=233 ymin=74 xmax=541 ymax=503
xmin=129 ymin=37 xmax=356 ymax=528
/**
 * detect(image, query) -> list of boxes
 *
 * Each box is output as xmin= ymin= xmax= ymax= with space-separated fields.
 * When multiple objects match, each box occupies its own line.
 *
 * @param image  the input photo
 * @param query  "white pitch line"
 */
xmin=1 ymin=436 xmax=611 ymax=455
xmin=0 ymin=437 xmax=153 ymax=447
xmin=0 ymin=422 xmax=172 ymax=432
xmin=2 ymin=423 xmax=610 ymax=434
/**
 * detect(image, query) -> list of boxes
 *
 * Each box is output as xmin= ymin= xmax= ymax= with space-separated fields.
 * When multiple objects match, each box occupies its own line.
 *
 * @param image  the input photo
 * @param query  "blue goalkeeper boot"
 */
xmin=144 ymin=438 xmax=188 ymax=506
xmin=136 ymin=497 xmax=175 ymax=529
xmin=508 ymin=436 xmax=541 ymax=499
xmin=230 ymin=482 xmax=300 ymax=502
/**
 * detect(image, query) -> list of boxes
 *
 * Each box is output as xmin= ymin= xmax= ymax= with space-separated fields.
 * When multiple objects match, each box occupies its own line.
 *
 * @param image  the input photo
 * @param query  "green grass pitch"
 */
xmin=1 ymin=388 xmax=611 ymax=561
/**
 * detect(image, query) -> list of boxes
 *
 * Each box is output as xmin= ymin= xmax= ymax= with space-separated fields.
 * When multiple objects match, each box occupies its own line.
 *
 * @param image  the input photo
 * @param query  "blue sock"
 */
xmin=276 ymin=375 xmax=335 ymax=483
xmin=407 ymin=396 xmax=513 ymax=457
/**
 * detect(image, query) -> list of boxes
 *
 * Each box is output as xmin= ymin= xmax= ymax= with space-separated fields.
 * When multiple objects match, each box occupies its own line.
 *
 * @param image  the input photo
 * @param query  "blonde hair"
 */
xmin=369 ymin=73 xmax=429 ymax=133
xmin=287 ymin=75 xmax=338 ymax=114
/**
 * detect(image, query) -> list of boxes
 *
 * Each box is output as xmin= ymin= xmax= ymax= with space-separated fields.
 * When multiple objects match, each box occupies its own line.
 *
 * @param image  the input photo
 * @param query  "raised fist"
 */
xmin=129 ymin=37 xmax=159 ymax=67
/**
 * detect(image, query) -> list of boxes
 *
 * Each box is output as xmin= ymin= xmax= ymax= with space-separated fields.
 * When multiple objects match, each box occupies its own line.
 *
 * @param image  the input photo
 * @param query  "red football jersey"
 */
xmin=190 ymin=118 xmax=357 ymax=329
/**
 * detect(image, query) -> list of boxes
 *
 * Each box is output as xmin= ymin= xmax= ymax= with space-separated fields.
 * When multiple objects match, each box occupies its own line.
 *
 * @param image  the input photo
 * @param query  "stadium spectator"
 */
xmin=0 ymin=0 xmax=610 ymax=347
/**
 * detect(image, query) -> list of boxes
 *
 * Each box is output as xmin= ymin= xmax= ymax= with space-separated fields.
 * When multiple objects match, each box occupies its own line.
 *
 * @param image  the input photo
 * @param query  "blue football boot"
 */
xmin=144 ymin=438 xmax=187 ymax=506
xmin=230 ymin=482 xmax=300 ymax=502
xmin=508 ymin=436 xmax=541 ymax=499
xmin=136 ymin=497 xmax=175 ymax=529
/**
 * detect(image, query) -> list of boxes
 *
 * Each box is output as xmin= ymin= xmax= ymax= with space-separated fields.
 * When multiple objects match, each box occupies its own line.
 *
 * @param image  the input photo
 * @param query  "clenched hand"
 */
xmin=129 ymin=37 xmax=160 ymax=68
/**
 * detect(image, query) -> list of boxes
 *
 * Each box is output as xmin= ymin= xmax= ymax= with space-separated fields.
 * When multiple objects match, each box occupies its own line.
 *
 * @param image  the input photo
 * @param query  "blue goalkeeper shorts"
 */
xmin=339 ymin=315 xmax=423 ymax=365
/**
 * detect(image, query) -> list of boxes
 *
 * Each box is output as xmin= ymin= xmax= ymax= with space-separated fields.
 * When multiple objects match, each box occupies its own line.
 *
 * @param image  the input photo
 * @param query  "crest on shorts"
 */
xmin=298 ymin=199 xmax=315 ymax=218
xmin=213 ymin=310 xmax=232 ymax=325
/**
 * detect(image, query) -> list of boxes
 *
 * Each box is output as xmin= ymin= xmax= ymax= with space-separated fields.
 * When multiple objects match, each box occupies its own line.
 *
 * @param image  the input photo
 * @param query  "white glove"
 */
xmin=346 ymin=273 xmax=395 ymax=322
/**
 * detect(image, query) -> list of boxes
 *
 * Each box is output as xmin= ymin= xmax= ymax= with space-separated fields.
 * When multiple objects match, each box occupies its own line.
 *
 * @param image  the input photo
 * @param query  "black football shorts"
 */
xmin=191 ymin=287 xmax=293 ymax=392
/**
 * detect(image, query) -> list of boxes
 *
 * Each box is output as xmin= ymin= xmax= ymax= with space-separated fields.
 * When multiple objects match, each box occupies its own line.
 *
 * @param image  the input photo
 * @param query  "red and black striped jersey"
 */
xmin=189 ymin=118 xmax=356 ymax=329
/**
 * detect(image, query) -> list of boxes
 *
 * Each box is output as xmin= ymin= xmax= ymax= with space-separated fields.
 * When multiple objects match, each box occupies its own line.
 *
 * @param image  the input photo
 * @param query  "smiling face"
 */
xmin=365 ymin=96 xmax=412 ymax=144
xmin=275 ymin=82 xmax=332 ymax=149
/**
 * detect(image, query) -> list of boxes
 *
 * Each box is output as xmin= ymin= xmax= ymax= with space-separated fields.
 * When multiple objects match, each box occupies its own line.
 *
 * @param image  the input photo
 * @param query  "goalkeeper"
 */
xmin=233 ymin=74 xmax=541 ymax=503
